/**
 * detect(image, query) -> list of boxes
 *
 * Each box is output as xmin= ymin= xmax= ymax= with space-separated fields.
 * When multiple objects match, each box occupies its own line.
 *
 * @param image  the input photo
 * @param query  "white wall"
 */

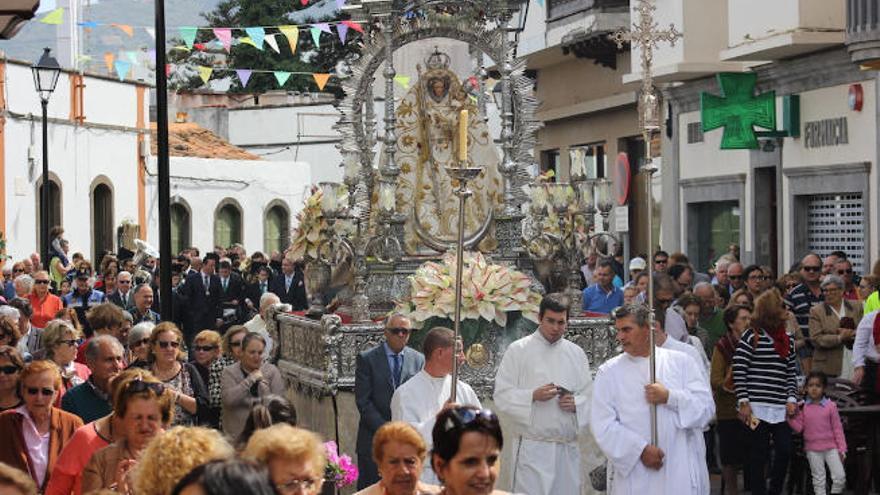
xmin=728 ymin=0 xmax=844 ymax=47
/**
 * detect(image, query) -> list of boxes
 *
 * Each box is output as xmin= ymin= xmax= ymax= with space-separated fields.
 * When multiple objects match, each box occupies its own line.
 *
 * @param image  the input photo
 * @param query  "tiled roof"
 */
xmin=150 ymin=122 xmax=261 ymax=160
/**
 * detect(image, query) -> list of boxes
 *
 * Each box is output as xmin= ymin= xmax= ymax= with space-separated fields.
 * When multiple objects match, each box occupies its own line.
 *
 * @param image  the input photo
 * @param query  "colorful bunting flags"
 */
xmin=78 ymin=21 xmax=99 ymax=29
xmin=265 ymin=34 xmax=281 ymax=54
xmin=180 ymin=27 xmax=198 ymax=49
xmin=341 ymin=20 xmax=363 ymax=33
xmin=310 ymin=27 xmax=322 ymax=48
xmin=39 ymin=8 xmax=64 ymax=25
xmin=393 ymin=75 xmax=410 ymax=90
xmin=244 ymin=27 xmax=266 ymax=50
xmin=313 ymin=73 xmax=330 ymax=91
xmin=336 ymin=23 xmax=349 ymax=44
xmin=274 ymin=71 xmax=292 ymax=86
xmin=114 ymin=60 xmax=131 ymax=81
xmin=213 ymin=28 xmax=233 ymax=52
xmin=279 ymin=25 xmax=299 ymax=54
xmin=104 ymin=52 xmax=115 ymax=72
xmin=236 ymin=69 xmax=253 ymax=87
xmin=112 ymin=23 xmax=134 ymax=37
xmin=126 ymin=51 xmax=139 ymax=64
xmin=336 ymin=0 xmax=346 ymax=9
xmin=145 ymin=28 xmax=155 ymax=39
xmin=198 ymin=66 xmax=214 ymax=85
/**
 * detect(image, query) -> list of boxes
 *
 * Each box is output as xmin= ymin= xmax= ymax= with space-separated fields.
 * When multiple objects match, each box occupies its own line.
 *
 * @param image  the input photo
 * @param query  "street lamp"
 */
xmin=31 ymin=47 xmax=62 ymax=270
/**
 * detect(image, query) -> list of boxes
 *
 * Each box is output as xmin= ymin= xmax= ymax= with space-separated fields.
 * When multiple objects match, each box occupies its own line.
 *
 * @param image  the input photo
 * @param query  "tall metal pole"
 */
xmin=155 ymin=0 xmax=172 ymax=320
xmin=644 ymin=131 xmax=657 ymax=445
xmin=40 ymin=99 xmax=49 ymax=270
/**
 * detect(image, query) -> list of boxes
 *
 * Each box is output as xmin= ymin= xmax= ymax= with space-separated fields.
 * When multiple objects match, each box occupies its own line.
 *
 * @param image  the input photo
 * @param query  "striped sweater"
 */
xmin=732 ymin=328 xmax=798 ymax=406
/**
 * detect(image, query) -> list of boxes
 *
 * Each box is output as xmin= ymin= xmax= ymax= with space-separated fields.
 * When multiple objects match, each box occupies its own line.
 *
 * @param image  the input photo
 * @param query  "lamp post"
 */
xmin=31 ymin=48 xmax=62 ymax=270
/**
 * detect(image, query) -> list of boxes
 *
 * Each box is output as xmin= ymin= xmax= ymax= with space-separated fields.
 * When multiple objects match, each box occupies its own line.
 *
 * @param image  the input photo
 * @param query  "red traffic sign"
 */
xmin=614 ymin=152 xmax=631 ymax=206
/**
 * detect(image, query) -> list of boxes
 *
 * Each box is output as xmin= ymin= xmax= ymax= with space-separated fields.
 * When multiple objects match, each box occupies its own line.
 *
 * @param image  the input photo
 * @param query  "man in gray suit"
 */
xmin=355 ymin=314 xmax=425 ymax=489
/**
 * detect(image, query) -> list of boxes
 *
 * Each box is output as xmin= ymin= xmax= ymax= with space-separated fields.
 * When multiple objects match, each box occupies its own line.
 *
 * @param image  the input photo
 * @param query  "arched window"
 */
xmin=92 ymin=182 xmax=114 ymax=262
xmin=170 ymin=202 xmax=191 ymax=256
xmin=36 ymin=177 xmax=62 ymax=255
xmin=264 ymin=203 xmax=290 ymax=254
xmin=214 ymin=201 xmax=242 ymax=248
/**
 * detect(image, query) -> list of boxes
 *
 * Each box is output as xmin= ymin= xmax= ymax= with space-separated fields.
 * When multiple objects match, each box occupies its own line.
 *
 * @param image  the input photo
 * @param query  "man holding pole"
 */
xmin=591 ymin=303 xmax=714 ymax=494
xmin=493 ymin=293 xmax=592 ymax=495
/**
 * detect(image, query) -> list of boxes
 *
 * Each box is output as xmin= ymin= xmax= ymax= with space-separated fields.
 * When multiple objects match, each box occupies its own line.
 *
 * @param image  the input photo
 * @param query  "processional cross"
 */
xmin=610 ymin=0 xmax=681 ymax=447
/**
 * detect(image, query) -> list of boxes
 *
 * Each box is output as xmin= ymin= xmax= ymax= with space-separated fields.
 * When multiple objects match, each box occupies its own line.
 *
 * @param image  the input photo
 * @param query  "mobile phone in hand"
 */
xmin=557 ymin=385 xmax=572 ymax=397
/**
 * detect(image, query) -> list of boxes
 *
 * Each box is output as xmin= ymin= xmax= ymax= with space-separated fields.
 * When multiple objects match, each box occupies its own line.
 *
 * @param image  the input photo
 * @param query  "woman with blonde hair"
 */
xmin=42 ymin=319 xmax=89 ymax=405
xmin=131 ymin=426 xmax=234 ymax=495
xmin=242 ymin=423 xmax=326 ymax=495
xmin=355 ymin=421 xmax=440 ymax=495
xmin=208 ymin=325 xmax=247 ymax=429
xmin=0 ymin=346 xmax=24 ymax=412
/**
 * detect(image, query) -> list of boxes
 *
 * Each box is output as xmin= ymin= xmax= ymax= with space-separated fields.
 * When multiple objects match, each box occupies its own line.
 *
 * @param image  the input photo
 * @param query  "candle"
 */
xmin=458 ymin=109 xmax=468 ymax=162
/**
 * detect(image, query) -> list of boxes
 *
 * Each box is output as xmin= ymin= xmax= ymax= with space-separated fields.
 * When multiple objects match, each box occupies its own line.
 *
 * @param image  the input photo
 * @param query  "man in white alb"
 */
xmin=391 ymin=326 xmax=481 ymax=484
xmin=591 ymin=303 xmax=714 ymax=494
xmin=493 ymin=293 xmax=593 ymax=495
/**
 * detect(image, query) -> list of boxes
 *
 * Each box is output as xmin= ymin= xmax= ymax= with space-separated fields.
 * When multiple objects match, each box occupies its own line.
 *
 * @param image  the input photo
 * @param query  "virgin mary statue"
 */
xmin=391 ymin=48 xmax=502 ymax=254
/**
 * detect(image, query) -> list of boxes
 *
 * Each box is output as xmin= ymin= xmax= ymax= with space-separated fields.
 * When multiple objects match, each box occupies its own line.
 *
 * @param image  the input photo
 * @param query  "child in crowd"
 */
xmin=788 ymin=371 xmax=847 ymax=495
xmin=622 ymin=285 xmax=640 ymax=305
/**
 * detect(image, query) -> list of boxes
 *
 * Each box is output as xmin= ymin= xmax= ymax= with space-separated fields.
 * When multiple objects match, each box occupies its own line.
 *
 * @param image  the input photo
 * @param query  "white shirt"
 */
xmin=16 ymin=405 xmax=50 ymax=487
xmin=243 ymin=314 xmax=274 ymax=362
xmin=665 ymin=307 xmax=689 ymax=343
xmin=391 ymin=370 xmax=481 ymax=484
xmin=591 ymin=347 xmax=714 ymax=495
xmin=853 ymin=310 xmax=880 ymax=367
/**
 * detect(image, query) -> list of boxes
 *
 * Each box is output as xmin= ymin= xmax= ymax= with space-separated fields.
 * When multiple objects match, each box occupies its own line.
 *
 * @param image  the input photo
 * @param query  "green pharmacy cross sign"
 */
xmin=701 ymin=73 xmax=776 ymax=150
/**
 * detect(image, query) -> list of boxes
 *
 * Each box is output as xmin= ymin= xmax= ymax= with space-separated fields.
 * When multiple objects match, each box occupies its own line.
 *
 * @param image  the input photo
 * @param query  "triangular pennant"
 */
xmin=144 ymin=27 xmax=155 ymax=39
xmin=265 ymin=34 xmax=281 ymax=54
xmin=112 ymin=23 xmax=134 ymax=37
xmin=274 ymin=71 xmax=292 ymax=87
xmin=244 ymin=27 xmax=265 ymax=50
xmin=301 ymin=0 xmax=308 ymax=5
xmin=198 ymin=66 xmax=213 ymax=85
xmin=126 ymin=51 xmax=138 ymax=64
xmin=336 ymin=0 xmax=346 ymax=9
xmin=114 ymin=60 xmax=132 ymax=81
xmin=148 ymin=50 xmax=156 ymax=62
xmin=393 ymin=75 xmax=410 ymax=90
xmin=313 ymin=73 xmax=330 ymax=91
xmin=336 ymin=23 xmax=349 ymax=44
xmin=194 ymin=42 xmax=207 ymax=51
xmin=239 ymin=36 xmax=257 ymax=48
xmin=213 ymin=28 xmax=232 ymax=52
xmin=40 ymin=8 xmax=64 ymax=25
xmin=278 ymin=25 xmax=299 ymax=54
xmin=236 ymin=69 xmax=253 ymax=87
xmin=314 ymin=22 xmax=332 ymax=34
xmin=104 ymin=52 xmax=115 ymax=72
xmin=77 ymin=21 xmax=99 ymax=28
xmin=341 ymin=20 xmax=364 ymax=33
xmin=310 ymin=27 xmax=322 ymax=48
xmin=179 ymin=27 xmax=198 ymax=49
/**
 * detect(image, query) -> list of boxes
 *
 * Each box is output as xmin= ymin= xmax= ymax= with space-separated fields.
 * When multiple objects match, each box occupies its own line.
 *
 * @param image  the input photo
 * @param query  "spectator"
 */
xmin=430 ymin=406 xmax=505 ymax=495
xmin=61 ymin=334 xmax=125 ymax=424
xmin=242 ymin=423 xmax=326 ymax=495
xmin=652 ymin=250 xmax=669 ymax=273
xmin=81 ymin=369 xmax=174 ymax=493
xmin=580 ymin=252 xmax=598 ymax=288
xmin=627 ymin=257 xmax=647 ymax=283
xmin=236 ymin=394 xmax=297 ymax=448
xmin=679 ymin=293 xmax=711 ymax=357
xmin=27 ymin=271 xmax=63 ymax=330
xmin=77 ymin=303 xmax=127 ymax=365
xmin=859 ymin=275 xmax=879 ymax=305
xmin=822 ymin=254 xmax=841 ymax=278
xmin=633 ymin=271 xmax=649 ymax=300
xmin=727 ymin=262 xmax=745 ymax=293
xmin=354 ymin=421 xmax=437 ymax=495
xmin=41 ymin=320 xmax=88 ymax=403
xmin=733 ymin=289 xmax=799 ymax=495
xmin=13 ymin=274 xmax=33 ymax=299
xmin=0 ymin=316 xmax=21 ymax=350
xmin=0 ymin=360 xmax=83 ymax=490
xmin=622 ymin=285 xmax=640 ymax=305
xmin=761 ymin=266 xmax=776 ymax=293
xmin=178 ymin=254 xmax=222 ymax=345
xmin=107 ymin=271 xmax=133 ymax=311
xmin=713 ymin=257 xmax=732 ymax=289
xmin=711 ymin=304 xmax=752 ymax=495
xmin=743 ymin=264 xmax=766 ymax=299
xmin=126 ymin=321 xmax=155 ymax=368
xmin=244 ymin=266 xmax=273 ymax=315
xmin=0 ymin=346 xmax=24 ymax=412
xmin=131 ymin=426 xmax=234 ymax=495
xmin=62 ymin=264 xmax=106 ymax=335
xmin=0 ymin=462 xmax=37 ymax=495
xmin=852 ymin=309 xmax=879 ymax=403
xmin=221 ymin=332 xmax=285 ymax=439
xmin=171 ymin=459 xmax=277 ymax=495
xmin=809 ymin=275 xmax=862 ymax=378
xmin=779 ymin=272 xmax=803 ymax=295
xmin=694 ymin=282 xmax=726 ymax=351
xmin=47 ymin=229 xmax=73 ymax=289
xmin=727 ymin=288 xmax=753 ymax=309
xmin=9 ymin=298 xmax=41 ymax=359
xmin=269 ymin=257 xmax=308 ymax=311
xmin=190 ymin=330 xmax=221 ymax=427
xmin=863 ymin=260 xmax=880 ymax=313
xmin=835 ymin=259 xmax=858 ymax=301
xmin=668 ymin=263 xmax=694 ymax=293
xmin=243 ymin=292 xmax=283 ymax=362
xmin=216 ymin=260 xmax=245 ymax=327
xmin=129 ymin=284 xmax=160 ymax=325
xmin=786 ymin=253 xmax=825 ymax=374
xmin=582 ymin=259 xmax=623 ymax=314
xmin=57 ymin=280 xmax=72 ymax=300
xmin=98 ymin=270 xmax=116 ymax=296
xmin=208 ymin=325 xmax=248 ymax=429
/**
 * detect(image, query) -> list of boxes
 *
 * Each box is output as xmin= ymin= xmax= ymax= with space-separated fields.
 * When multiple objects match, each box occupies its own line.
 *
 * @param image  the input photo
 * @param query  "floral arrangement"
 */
xmin=290 ymin=186 xmax=352 ymax=261
xmin=324 ymin=441 xmax=358 ymax=488
xmin=395 ymin=251 xmax=542 ymax=329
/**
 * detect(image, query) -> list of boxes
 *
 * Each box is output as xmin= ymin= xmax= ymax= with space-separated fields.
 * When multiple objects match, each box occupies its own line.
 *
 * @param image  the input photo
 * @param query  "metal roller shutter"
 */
xmin=806 ymin=193 xmax=865 ymax=273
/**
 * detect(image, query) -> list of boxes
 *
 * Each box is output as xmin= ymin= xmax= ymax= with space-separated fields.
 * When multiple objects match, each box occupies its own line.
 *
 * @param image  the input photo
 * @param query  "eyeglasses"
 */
xmin=13 ymin=269 xmax=23 ymax=273
xmin=387 ymin=327 xmax=412 ymax=336
xmin=25 ymin=387 xmax=55 ymax=397
xmin=157 ymin=340 xmax=180 ymax=349
xmin=118 ymin=280 xmax=132 ymax=284
xmin=654 ymin=259 xmax=668 ymax=264
xmin=125 ymin=377 xmax=166 ymax=396
xmin=194 ymin=345 xmax=218 ymax=352
xmin=229 ymin=340 xmax=243 ymax=348
xmin=34 ymin=280 xmax=50 ymax=285
xmin=0 ymin=365 xmax=20 ymax=375
xmin=729 ymin=275 xmax=742 ymax=280
xmin=442 ymin=407 xmax=499 ymax=433
xmin=58 ymin=339 xmax=78 ymax=347
xmin=276 ymin=478 xmax=323 ymax=493
xmin=131 ymin=338 xmax=150 ymax=348
xmin=802 ymin=265 xmax=822 ymax=273
xmin=837 ymin=269 xmax=853 ymax=275
xmin=748 ymin=275 xmax=769 ymax=281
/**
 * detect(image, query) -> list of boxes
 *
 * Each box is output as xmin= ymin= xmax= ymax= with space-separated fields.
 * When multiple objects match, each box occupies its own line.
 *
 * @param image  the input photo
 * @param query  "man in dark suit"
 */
xmin=177 ymin=254 xmax=222 ymax=345
xmin=244 ymin=266 xmax=272 ymax=317
xmin=216 ymin=259 xmax=245 ymax=326
xmin=269 ymin=257 xmax=307 ymax=310
xmin=354 ymin=314 xmax=424 ymax=489
xmin=107 ymin=270 xmax=134 ymax=310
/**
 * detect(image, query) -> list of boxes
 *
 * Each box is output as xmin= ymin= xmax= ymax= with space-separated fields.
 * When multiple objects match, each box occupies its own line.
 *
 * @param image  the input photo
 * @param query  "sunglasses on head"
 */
xmin=442 ymin=407 xmax=499 ymax=433
xmin=0 ymin=365 xmax=20 ymax=375
xmin=157 ymin=340 xmax=180 ymax=349
xmin=194 ymin=345 xmax=218 ymax=352
xmin=25 ymin=387 xmax=54 ymax=397
xmin=125 ymin=377 xmax=166 ymax=396
xmin=802 ymin=265 xmax=821 ymax=273
xmin=387 ymin=327 xmax=411 ymax=336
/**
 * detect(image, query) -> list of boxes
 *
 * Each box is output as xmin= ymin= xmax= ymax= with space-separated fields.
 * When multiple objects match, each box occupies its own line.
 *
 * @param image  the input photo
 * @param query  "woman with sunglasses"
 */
xmin=431 ymin=406 xmax=509 ymax=495
xmin=208 ymin=325 xmax=247 ymax=430
xmin=0 ymin=360 xmax=83 ymax=491
xmin=190 ymin=330 xmax=222 ymax=428
xmin=27 ymin=271 xmax=63 ymax=330
xmin=81 ymin=369 xmax=174 ymax=493
xmin=126 ymin=322 xmax=155 ymax=368
xmin=355 ymin=421 xmax=440 ymax=495
xmin=221 ymin=332 xmax=284 ymax=439
xmin=242 ymin=423 xmax=326 ymax=495
xmin=0 ymin=345 xmax=25 ymax=412
xmin=0 ymin=316 xmax=22 ymax=351
xmin=42 ymin=320 xmax=90 ymax=406
xmin=134 ymin=322 xmax=207 ymax=427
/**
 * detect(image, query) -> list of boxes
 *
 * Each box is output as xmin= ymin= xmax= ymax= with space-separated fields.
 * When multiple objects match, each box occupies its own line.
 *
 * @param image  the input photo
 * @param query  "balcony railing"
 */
xmin=547 ymin=0 xmax=628 ymax=21
xmin=846 ymin=0 xmax=880 ymax=65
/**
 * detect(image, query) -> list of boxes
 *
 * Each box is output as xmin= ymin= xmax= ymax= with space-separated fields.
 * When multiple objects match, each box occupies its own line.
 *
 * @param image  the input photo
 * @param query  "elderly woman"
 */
xmin=131 ymin=426 xmax=234 ymax=495
xmin=191 ymin=329 xmax=222 ymax=427
xmin=28 ymin=271 xmax=63 ymax=329
xmin=209 ymin=325 xmax=247 ymax=428
xmin=243 ymin=423 xmax=326 ymax=495
xmin=81 ymin=369 xmax=174 ymax=493
xmin=14 ymin=274 xmax=34 ymax=299
xmin=135 ymin=322 xmax=208 ymax=426
xmin=0 ymin=316 xmax=21 ymax=351
xmin=726 ymin=288 xmax=753 ymax=309
xmin=221 ymin=332 xmax=285 ymax=438
xmin=10 ymin=297 xmax=40 ymax=359
xmin=431 ymin=406 xmax=509 ymax=495
xmin=809 ymin=274 xmax=863 ymax=378
xmin=710 ymin=304 xmax=751 ymax=495
xmin=0 ymin=360 xmax=83 ymax=490
xmin=355 ymin=421 xmax=440 ymax=495
xmin=126 ymin=321 xmax=155 ymax=367
xmin=42 ymin=320 xmax=90 ymax=404
xmin=0 ymin=345 xmax=25 ymax=412
xmin=858 ymin=275 xmax=879 ymax=304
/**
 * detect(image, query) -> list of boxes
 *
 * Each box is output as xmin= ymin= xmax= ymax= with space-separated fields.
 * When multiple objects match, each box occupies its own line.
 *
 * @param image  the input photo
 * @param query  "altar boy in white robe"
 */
xmin=591 ymin=303 xmax=715 ymax=495
xmin=391 ymin=326 xmax=481 ymax=484
xmin=493 ymin=293 xmax=593 ymax=495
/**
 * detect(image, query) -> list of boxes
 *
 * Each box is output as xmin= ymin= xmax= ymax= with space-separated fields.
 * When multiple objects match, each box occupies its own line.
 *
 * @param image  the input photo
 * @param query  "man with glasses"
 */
xmin=354 ymin=314 xmax=425 ymax=489
xmin=62 ymin=265 xmax=106 ymax=335
xmin=727 ymin=262 xmax=745 ymax=294
xmin=785 ymin=253 xmax=824 ymax=374
xmin=653 ymin=250 xmax=670 ymax=274
xmin=108 ymin=271 xmax=134 ymax=310
xmin=130 ymin=283 xmax=160 ymax=325
xmin=494 ymin=293 xmax=593 ymax=495
xmin=61 ymin=335 xmax=125 ymax=422
xmin=835 ymin=259 xmax=859 ymax=301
